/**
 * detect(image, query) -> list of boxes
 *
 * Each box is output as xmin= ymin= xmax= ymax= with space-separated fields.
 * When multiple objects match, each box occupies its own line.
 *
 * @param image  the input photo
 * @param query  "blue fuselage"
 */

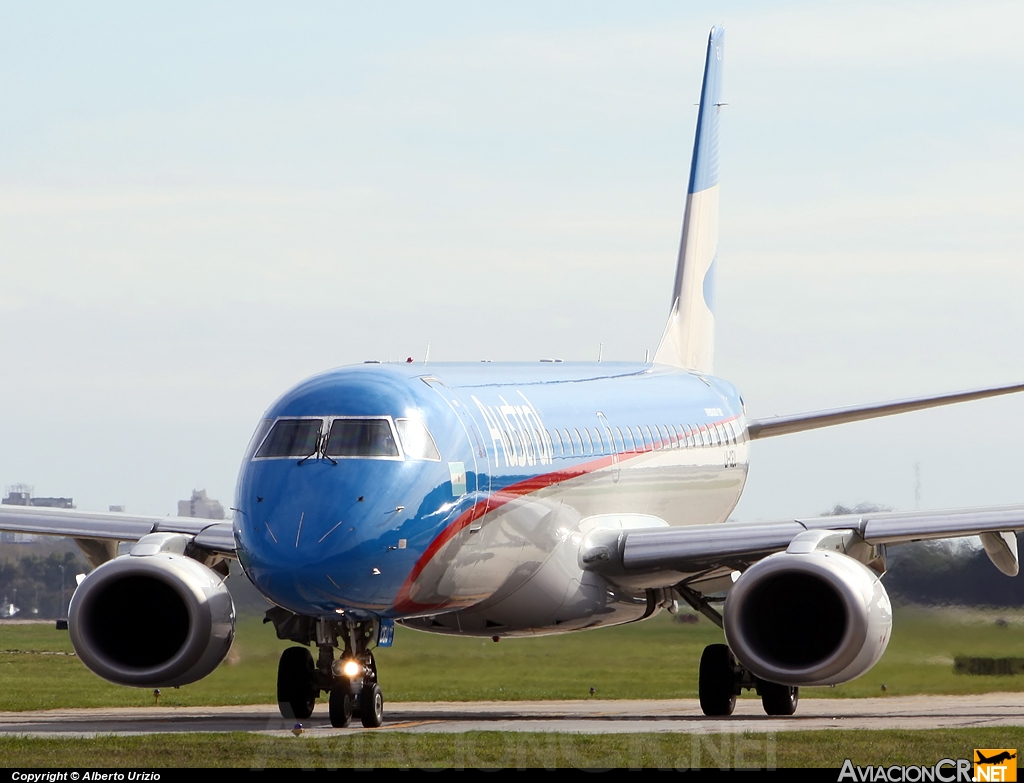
xmin=234 ymin=361 xmax=749 ymax=629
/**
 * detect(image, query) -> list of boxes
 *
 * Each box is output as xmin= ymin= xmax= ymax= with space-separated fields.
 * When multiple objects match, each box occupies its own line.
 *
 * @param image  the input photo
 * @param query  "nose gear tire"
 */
xmin=360 ymin=682 xmax=384 ymax=728
xmin=329 ymin=684 xmax=354 ymax=728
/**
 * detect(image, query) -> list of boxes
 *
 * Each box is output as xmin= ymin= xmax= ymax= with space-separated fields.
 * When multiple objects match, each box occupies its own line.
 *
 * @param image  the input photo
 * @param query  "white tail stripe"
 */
xmin=653 ymin=26 xmax=724 ymax=374
xmin=653 ymin=185 xmax=719 ymax=372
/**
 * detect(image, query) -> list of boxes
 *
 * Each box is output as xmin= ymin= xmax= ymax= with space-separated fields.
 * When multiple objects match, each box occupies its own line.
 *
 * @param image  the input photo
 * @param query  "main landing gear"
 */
xmin=698 ymin=644 xmax=799 ymax=717
xmin=275 ymin=616 xmax=385 ymax=728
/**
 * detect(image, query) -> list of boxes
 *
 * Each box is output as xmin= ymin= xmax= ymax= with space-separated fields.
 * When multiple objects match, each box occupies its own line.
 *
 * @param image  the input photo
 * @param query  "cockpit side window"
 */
xmin=256 ymin=419 xmax=323 ymax=458
xmin=244 ymin=419 xmax=274 ymax=461
xmin=325 ymin=418 xmax=400 ymax=458
xmin=395 ymin=418 xmax=441 ymax=461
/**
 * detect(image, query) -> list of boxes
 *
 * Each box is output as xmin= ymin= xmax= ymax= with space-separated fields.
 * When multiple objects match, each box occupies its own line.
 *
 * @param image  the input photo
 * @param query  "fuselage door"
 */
xmin=422 ymin=378 xmax=490 ymax=502
xmin=596 ymin=410 xmax=620 ymax=484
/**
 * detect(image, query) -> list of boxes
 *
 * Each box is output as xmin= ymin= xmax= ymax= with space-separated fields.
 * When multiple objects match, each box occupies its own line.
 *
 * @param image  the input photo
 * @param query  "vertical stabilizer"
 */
xmin=653 ymin=26 xmax=724 ymax=373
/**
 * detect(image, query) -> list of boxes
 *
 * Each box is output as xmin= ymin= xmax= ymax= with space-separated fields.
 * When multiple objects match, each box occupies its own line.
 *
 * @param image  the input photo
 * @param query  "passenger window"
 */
xmin=644 ymin=425 xmax=657 ymax=450
xmin=572 ymin=428 xmax=584 ymax=455
xmin=552 ymin=428 xmax=565 ymax=457
xmin=632 ymin=426 xmax=645 ymax=451
xmin=257 ymin=419 xmax=323 ymax=458
xmin=614 ymin=426 xmax=625 ymax=453
xmin=622 ymin=427 xmax=635 ymax=452
xmin=520 ymin=429 xmax=535 ymax=462
xmin=395 ymin=418 xmax=441 ymax=461
xmin=659 ymin=425 xmax=672 ymax=449
xmin=510 ymin=429 xmax=524 ymax=457
xmin=325 ymin=418 xmax=400 ymax=458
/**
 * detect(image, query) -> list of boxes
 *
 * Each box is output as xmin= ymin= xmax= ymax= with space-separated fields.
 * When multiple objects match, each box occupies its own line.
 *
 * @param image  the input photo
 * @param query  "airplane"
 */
xmin=3 ymin=24 xmax=1024 ymax=729
xmin=977 ymin=752 xmax=1017 ymax=765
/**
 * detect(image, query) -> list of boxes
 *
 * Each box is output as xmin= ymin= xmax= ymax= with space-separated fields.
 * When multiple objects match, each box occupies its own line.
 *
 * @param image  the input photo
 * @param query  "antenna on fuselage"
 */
xmin=598 ymin=343 xmax=603 ymax=362
xmin=424 ymin=343 xmax=431 ymax=364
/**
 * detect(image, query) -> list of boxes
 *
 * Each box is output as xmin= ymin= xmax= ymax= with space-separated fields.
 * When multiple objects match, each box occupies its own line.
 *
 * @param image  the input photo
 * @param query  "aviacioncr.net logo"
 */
xmin=838 ymin=758 xmax=973 ymax=782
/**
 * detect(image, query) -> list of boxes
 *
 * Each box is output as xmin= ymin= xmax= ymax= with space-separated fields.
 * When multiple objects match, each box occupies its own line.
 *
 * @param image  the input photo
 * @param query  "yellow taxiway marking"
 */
xmin=379 ymin=720 xmax=443 ymax=729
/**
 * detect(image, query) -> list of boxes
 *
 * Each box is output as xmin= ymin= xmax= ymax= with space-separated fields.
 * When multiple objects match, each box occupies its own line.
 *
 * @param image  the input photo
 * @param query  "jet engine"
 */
xmin=723 ymin=550 xmax=891 ymax=686
xmin=69 ymin=551 xmax=235 ymax=687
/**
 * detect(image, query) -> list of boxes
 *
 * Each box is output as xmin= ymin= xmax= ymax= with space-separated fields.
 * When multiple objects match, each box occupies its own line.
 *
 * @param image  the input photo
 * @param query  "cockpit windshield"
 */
xmin=252 ymin=415 xmax=439 ymax=461
xmin=324 ymin=418 xmax=400 ymax=458
xmin=256 ymin=419 xmax=323 ymax=458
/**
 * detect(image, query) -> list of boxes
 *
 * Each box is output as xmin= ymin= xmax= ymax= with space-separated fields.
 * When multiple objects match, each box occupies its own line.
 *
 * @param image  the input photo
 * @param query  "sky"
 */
xmin=1 ymin=1 xmax=1023 ymax=521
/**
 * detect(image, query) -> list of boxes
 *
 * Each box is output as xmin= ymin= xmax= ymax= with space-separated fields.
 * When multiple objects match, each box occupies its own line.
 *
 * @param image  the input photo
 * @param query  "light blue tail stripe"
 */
xmin=687 ymin=25 xmax=725 ymax=195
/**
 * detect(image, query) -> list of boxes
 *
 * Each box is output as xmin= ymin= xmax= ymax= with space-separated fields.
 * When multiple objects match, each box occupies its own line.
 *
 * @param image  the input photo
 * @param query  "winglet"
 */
xmin=653 ymin=25 xmax=724 ymax=373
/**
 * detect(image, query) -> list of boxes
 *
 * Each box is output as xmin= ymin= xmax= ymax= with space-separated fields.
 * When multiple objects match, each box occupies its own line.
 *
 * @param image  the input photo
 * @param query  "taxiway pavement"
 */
xmin=1 ymin=694 xmax=1023 ymax=737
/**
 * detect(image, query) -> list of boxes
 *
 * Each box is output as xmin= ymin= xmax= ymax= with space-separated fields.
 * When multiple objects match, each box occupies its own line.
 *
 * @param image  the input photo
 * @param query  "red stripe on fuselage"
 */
xmin=392 ymin=453 xmax=617 ymax=613
xmin=392 ymin=413 xmax=743 ymax=613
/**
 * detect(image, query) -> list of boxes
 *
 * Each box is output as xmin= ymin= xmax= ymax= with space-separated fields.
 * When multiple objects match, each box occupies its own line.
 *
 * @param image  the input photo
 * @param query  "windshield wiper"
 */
xmin=297 ymin=434 xmax=337 ymax=466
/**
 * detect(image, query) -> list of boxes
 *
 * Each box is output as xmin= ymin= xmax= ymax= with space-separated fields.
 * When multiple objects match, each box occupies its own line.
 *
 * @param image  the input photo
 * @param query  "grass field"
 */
xmin=3 ymin=604 xmax=1024 ymax=711
xmin=1 ymin=728 xmax=1021 ymax=768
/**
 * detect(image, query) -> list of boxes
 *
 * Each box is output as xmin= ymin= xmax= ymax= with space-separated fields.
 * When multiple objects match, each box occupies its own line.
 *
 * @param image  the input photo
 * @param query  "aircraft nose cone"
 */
xmin=236 ymin=462 xmax=402 ymax=615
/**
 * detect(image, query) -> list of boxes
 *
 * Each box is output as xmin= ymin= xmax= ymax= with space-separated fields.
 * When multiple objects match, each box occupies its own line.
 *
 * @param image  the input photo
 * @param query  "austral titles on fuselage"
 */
xmin=235 ymin=360 xmax=748 ymax=635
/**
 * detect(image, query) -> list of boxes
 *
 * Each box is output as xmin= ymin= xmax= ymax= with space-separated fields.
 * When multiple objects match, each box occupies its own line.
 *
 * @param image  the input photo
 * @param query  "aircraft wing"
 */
xmin=746 ymin=381 xmax=1024 ymax=440
xmin=583 ymin=504 xmax=1024 ymax=581
xmin=0 ymin=504 xmax=235 ymax=565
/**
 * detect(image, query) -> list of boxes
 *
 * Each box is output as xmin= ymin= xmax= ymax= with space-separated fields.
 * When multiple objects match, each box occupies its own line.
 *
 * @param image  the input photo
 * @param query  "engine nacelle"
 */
xmin=723 ymin=550 xmax=891 ymax=686
xmin=69 ymin=552 xmax=235 ymax=687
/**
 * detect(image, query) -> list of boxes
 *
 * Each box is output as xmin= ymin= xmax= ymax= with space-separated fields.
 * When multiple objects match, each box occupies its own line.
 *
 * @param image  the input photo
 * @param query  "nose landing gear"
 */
xmin=326 ymin=648 xmax=383 ymax=728
xmin=269 ymin=609 xmax=388 ymax=728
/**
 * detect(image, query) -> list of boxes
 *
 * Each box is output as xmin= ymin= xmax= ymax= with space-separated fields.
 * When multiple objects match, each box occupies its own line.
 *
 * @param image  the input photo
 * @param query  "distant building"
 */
xmin=2 ymin=484 xmax=74 ymax=509
xmin=177 ymin=489 xmax=225 ymax=520
xmin=1 ymin=485 xmax=32 ymax=506
xmin=1 ymin=484 xmax=74 ymax=542
xmin=30 ymin=497 xmax=74 ymax=509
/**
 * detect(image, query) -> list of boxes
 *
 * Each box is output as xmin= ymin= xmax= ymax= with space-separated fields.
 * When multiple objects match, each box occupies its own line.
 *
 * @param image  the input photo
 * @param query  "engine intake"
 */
xmin=723 ymin=550 xmax=891 ymax=686
xmin=69 ymin=553 xmax=235 ymax=687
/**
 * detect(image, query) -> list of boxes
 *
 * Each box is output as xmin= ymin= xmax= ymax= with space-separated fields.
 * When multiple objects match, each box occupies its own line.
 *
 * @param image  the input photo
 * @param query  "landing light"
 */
xmin=333 ymin=659 xmax=362 ymax=679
